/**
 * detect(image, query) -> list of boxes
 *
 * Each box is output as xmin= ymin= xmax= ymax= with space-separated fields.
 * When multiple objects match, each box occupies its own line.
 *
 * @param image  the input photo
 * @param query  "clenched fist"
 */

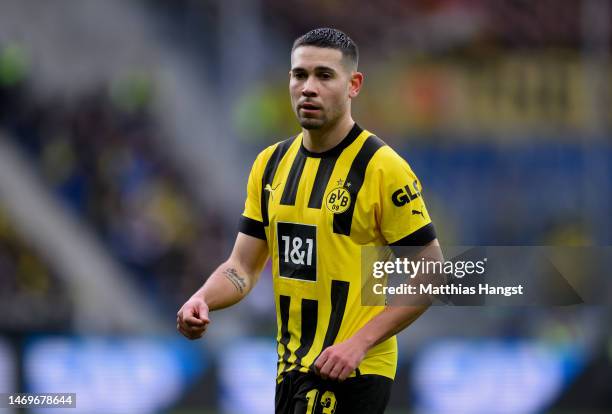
xmin=314 ymin=337 xmax=368 ymax=381
xmin=177 ymin=296 xmax=210 ymax=340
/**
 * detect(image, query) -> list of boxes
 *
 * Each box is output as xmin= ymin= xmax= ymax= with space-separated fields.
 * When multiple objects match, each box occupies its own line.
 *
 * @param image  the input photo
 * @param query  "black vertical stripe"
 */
xmin=261 ymin=137 xmax=296 ymax=226
xmin=307 ymin=157 xmax=339 ymax=209
xmin=333 ymin=136 xmax=386 ymax=236
xmin=279 ymin=295 xmax=291 ymax=366
xmin=320 ymin=280 xmax=350 ymax=351
xmin=280 ymin=151 xmax=306 ymax=206
xmin=301 ymin=123 xmax=363 ymax=209
xmin=293 ymin=298 xmax=318 ymax=368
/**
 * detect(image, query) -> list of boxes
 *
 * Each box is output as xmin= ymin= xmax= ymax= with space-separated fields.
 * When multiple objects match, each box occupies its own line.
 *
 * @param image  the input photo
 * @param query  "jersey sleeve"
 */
xmin=375 ymin=147 xmax=437 ymax=246
xmin=238 ymin=150 xmax=268 ymax=240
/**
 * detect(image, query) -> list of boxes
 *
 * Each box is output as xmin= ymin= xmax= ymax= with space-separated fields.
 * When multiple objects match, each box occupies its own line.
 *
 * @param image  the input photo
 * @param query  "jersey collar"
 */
xmin=299 ymin=123 xmax=363 ymax=158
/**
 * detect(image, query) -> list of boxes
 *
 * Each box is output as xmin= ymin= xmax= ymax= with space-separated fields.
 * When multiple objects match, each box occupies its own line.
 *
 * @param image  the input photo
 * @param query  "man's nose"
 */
xmin=301 ymin=77 xmax=318 ymax=97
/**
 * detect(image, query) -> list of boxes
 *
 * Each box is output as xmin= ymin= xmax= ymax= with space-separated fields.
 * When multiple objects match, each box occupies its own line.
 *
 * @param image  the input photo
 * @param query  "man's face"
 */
xmin=289 ymin=46 xmax=360 ymax=130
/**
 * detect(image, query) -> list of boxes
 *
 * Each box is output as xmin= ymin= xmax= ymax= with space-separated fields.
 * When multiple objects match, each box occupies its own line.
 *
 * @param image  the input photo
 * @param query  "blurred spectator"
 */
xmin=0 ymin=207 xmax=72 ymax=332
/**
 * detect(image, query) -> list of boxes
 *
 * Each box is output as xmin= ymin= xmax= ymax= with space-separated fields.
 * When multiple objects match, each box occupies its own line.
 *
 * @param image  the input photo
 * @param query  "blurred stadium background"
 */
xmin=0 ymin=0 xmax=611 ymax=413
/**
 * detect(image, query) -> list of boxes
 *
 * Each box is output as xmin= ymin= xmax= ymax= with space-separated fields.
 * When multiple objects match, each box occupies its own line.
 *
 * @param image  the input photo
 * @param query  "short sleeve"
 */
xmin=376 ymin=147 xmax=436 ymax=246
xmin=239 ymin=151 xmax=267 ymax=240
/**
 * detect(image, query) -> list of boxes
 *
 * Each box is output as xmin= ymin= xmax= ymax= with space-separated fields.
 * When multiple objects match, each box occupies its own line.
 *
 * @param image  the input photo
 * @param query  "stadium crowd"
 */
xmin=1 ymin=73 xmax=226 ymax=315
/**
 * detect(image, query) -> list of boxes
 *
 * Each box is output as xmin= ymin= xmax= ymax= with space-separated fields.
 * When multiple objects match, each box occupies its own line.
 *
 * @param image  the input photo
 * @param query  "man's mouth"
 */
xmin=300 ymin=102 xmax=321 ymax=110
xmin=299 ymin=102 xmax=322 ymax=115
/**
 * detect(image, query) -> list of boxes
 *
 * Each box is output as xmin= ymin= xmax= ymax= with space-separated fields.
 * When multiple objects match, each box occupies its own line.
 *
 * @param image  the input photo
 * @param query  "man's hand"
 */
xmin=177 ymin=296 xmax=210 ymax=340
xmin=313 ymin=337 xmax=368 ymax=381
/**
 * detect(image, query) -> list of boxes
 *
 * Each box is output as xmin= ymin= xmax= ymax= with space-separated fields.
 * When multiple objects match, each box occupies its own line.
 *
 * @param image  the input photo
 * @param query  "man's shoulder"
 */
xmin=361 ymin=132 xmax=410 ymax=172
xmin=253 ymin=134 xmax=300 ymax=163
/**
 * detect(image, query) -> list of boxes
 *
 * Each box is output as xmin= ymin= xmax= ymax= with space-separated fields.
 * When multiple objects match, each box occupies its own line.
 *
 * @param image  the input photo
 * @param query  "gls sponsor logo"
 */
xmin=392 ymin=180 xmax=422 ymax=206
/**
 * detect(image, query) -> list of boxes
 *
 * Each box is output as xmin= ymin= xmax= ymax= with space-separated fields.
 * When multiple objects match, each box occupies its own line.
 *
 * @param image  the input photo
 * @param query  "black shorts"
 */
xmin=275 ymin=370 xmax=393 ymax=414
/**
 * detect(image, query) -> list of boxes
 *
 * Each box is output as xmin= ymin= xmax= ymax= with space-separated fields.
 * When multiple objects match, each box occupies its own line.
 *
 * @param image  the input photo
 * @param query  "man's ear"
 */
xmin=349 ymin=71 xmax=364 ymax=98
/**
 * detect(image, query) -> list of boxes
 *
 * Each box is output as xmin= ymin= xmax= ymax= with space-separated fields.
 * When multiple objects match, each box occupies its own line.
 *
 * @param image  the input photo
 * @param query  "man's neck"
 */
xmin=302 ymin=117 xmax=355 ymax=154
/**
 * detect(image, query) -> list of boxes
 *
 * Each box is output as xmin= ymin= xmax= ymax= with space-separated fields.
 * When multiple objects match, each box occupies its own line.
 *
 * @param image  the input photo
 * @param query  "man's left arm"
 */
xmin=314 ymin=239 xmax=442 ymax=381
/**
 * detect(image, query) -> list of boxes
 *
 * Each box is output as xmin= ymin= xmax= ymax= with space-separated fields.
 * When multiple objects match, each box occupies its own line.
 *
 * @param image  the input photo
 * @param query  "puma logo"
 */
xmin=412 ymin=209 xmax=425 ymax=218
xmin=265 ymin=183 xmax=280 ymax=192
xmin=265 ymin=183 xmax=281 ymax=200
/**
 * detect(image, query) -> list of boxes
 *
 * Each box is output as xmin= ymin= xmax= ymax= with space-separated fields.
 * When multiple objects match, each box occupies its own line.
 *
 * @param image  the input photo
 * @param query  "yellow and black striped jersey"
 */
xmin=239 ymin=123 xmax=436 ymax=381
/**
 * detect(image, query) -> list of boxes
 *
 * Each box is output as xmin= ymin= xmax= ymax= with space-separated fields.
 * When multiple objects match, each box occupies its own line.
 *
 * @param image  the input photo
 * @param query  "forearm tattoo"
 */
xmin=223 ymin=268 xmax=247 ymax=293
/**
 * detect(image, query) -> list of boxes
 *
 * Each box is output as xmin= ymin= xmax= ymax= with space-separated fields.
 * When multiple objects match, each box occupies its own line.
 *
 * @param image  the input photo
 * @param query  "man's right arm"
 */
xmin=176 ymin=232 xmax=269 ymax=340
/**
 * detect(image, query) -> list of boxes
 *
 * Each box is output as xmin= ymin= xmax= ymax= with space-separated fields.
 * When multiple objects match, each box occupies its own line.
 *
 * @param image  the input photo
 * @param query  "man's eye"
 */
xmin=294 ymin=73 xmax=307 ymax=79
xmin=319 ymin=73 xmax=332 ymax=79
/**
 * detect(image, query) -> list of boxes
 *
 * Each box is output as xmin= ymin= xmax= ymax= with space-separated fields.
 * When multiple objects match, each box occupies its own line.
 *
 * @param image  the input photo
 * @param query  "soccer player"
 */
xmin=177 ymin=28 xmax=441 ymax=413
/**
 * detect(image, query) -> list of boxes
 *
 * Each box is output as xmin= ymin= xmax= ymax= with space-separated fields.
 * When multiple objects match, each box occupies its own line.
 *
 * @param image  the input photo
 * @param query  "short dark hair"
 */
xmin=292 ymin=28 xmax=359 ymax=69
